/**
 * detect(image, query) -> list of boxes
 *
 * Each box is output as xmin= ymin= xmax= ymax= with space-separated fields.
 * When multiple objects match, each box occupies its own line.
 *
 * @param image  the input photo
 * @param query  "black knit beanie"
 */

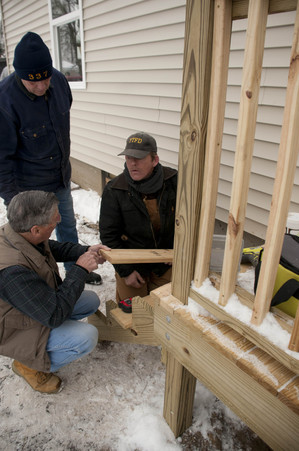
xmin=13 ymin=32 xmax=53 ymax=81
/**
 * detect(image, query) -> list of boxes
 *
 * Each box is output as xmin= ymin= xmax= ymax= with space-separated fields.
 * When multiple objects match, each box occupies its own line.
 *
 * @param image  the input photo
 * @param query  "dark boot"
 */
xmin=85 ymin=272 xmax=102 ymax=285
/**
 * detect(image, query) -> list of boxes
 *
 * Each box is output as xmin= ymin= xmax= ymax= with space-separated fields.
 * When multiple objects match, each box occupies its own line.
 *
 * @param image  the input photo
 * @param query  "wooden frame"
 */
xmin=152 ymin=283 xmax=299 ymax=450
xmin=163 ymin=0 xmax=299 ymax=445
xmin=89 ymin=1 xmax=299 ymax=446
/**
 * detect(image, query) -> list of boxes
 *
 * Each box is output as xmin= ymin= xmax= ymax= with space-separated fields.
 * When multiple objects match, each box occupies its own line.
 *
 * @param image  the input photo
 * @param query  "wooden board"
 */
xmin=152 ymin=284 xmax=299 ymax=449
xmin=189 ymin=285 xmax=299 ymax=375
xmin=194 ymin=0 xmax=232 ymax=287
xmin=100 ymin=249 xmax=173 ymax=264
xmin=110 ymin=308 xmax=132 ymax=329
xmin=219 ymin=0 xmax=268 ymax=307
xmin=232 ymin=0 xmax=297 ymax=20
xmin=252 ymin=6 xmax=299 ymax=326
xmin=88 ymin=296 xmax=159 ymax=346
xmin=167 ymin=0 xmax=215 ymax=435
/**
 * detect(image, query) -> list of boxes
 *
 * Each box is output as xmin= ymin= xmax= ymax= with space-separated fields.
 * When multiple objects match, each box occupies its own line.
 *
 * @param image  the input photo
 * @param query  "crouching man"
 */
xmin=0 ymin=190 xmax=109 ymax=394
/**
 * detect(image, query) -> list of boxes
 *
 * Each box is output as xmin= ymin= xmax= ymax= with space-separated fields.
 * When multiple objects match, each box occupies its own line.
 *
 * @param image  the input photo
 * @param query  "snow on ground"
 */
xmin=0 ymin=188 xmax=270 ymax=451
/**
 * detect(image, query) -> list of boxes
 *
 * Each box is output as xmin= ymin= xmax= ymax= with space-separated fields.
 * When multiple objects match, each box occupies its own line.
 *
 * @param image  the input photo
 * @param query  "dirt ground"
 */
xmin=180 ymin=413 xmax=272 ymax=450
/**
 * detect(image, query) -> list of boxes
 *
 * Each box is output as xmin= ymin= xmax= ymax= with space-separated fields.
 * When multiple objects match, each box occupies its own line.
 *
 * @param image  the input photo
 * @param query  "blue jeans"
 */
xmin=55 ymin=184 xmax=79 ymax=271
xmin=46 ymin=290 xmax=100 ymax=372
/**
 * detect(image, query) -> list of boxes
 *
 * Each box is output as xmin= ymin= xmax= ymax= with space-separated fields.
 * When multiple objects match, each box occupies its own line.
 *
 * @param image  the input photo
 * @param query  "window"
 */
xmin=0 ymin=9 xmax=8 ymax=80
xmin=48 ymin=0 xmax=85 ymax=89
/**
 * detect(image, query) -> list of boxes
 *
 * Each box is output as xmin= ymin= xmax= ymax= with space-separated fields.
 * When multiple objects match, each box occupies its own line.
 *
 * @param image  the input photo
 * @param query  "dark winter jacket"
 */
xmin=0 ymin=223 xmax=89 ymax=371
xmin=0 ymin=69 xmax=72 ymax=205
xmin=99 ymin=166 xmax=177 ymax=278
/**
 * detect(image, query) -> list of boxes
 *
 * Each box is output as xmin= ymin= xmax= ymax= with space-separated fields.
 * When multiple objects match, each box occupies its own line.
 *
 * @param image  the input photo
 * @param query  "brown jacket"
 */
xmin=0 ymin=224 xmax=60 ymax=371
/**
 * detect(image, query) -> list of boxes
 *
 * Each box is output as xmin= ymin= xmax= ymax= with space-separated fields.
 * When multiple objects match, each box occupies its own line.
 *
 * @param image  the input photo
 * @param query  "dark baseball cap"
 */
xmin=118 ymin=132 xmax=157 ymax=159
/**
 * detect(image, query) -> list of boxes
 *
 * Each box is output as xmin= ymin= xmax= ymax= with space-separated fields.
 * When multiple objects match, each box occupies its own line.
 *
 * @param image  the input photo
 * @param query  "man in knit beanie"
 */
xmin=0 ymin=32 xmax=102 ymax=285
xmin=13 ymin=31 xmax=53 ymax=85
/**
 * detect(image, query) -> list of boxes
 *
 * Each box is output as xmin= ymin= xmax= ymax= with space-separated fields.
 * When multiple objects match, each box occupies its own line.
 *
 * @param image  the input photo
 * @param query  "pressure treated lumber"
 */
xmin=209 ymin=272 xmax=294 ymax=334
xmin=99 ymin=249 xmax=173 ymax=264
xmin=163 ymin=352 xmax=196 ymax=437
xmin=252 ymin=3 xmax=299 ymax=328
xmin=219 ymin=0 xmax=268 ymax=307
xmin=194 ymin=0 xmax=232 ymax=287
xmin=171 ymin=0 xmax=213 ymax=304
xmin=152 ymin=284 xmax=299 ymax=450
xmin=232 ymin=0 xmax=297 ymax=20
xmin=110 ymin=308 xmax=132 ymax=329
xmin=189 ymin=285 xmax=299 ymax=375
xmin=164 ymin=0 xmax=214 ymax=438
xmin=88 ymin=296 xmax=158 ymax=346
xmin=289 ymin=300 xmax=299 ymax=351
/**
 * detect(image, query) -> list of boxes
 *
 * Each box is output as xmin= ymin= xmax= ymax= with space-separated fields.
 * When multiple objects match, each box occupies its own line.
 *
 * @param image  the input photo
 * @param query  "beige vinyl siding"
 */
xmin=70 ymin=0 xmax=185 ymax=174
xmin=1 ymin=0 xmax=50 ymax=71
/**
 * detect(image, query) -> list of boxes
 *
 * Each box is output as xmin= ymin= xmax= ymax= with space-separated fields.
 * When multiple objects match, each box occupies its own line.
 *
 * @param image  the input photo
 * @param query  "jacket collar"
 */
xmin=3 ymin=223 xmax=51 ymax=263
xmin=15 ymin=74 xmax=35 ymax=100
xmin=15 ymin=73 xmax=51 ymax=101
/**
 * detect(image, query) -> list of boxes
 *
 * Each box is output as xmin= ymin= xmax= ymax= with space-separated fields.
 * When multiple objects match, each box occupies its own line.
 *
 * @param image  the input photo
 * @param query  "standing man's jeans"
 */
xmin=46 ymin=290 xmax=100 ymax=372
xmin=55 ymin=184 xmax=78 ymax=271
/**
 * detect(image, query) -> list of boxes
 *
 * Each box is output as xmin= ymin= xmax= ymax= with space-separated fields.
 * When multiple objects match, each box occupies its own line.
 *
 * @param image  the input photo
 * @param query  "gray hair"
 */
xmin=7 ymin=191 xmax=59 ymax=233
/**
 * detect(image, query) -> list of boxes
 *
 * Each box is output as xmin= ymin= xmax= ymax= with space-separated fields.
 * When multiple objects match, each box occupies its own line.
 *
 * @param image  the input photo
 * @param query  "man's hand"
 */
xmin=76 ymin=244 xmax=110 ymax=272
xmin=124 ymin=270 xmax=145 ymax=288
xmin=89 ymin=244 xmax=111 ymax=264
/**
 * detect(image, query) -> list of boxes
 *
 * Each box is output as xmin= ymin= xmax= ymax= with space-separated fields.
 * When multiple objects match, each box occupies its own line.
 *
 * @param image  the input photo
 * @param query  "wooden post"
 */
xmin=171 ymin=0 xmax=214 ymax=303
xmin=163 ymin=352 xmax=197 ymax=436
xmin=289 ymin=303 xmax=299 ymax=351
xmin=219 ymin=0 xmax=269 ymax=306
xmin=163 ymin=0 xmax=214 ymax=438
xmin=252 ymin=1 xmax=299 ymax=326
xmin=194 ymin=0 xmax=232 ymax=287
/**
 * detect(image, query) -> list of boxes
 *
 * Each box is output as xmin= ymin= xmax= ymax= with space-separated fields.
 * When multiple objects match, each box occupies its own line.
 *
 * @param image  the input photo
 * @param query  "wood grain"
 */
xmin=171 ymin=0 xmax=214 ymax=305
xmin=153 ymin=285 xmax=299 ymax=449
xmin=232 ymin=0 xmax=297 ymax=20
xmin=189 ymin=286 xmax=299 ymax=375
xmin=194 ymin=0 xmax=232 ymax=287
xmin=165 ymin=0 xmax=214 ymax=437
xmin=99 ymin=249 xmax=173 ymax=264
xmin=252 ymin=4 xmax=299 ymax=326
xmin=219 ymin=0 xmax=269 ymax=306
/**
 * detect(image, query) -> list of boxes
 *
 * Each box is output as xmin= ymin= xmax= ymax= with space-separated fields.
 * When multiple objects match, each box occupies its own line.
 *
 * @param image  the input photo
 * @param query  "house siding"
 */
xmin=1 ymin=0 xmax=50 ymax=70
xmin=1 ymin=1 xmax=298 ymax=239
xmin=70 ymin=0 xmax=185 ymax=176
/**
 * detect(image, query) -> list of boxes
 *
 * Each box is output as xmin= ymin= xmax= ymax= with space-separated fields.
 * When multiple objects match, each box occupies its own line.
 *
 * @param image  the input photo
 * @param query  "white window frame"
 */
xmin=48 ymin=0 xmax=86 ymax=89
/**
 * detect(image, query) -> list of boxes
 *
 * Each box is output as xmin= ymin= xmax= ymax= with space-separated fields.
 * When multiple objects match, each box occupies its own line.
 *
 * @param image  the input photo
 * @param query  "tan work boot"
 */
xmin=12 ymin=360 xmax=62 ymax=394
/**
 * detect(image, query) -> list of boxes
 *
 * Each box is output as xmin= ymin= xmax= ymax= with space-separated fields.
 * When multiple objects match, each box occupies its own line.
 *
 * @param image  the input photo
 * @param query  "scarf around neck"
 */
xmin=124 ymin=162 xmax=164 ymax=195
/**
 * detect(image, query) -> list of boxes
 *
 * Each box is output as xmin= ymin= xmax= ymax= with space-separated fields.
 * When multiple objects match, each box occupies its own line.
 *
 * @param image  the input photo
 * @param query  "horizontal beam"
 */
xmin=189 ymin=285 xmax=299 ymax=374
xmin=99 ymin=249 xmax=173 ymax=264
xmin=232 ymin=0 xmax=297 ymax=20
xmin=152 ymin=286 xmax=299 ymax=449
